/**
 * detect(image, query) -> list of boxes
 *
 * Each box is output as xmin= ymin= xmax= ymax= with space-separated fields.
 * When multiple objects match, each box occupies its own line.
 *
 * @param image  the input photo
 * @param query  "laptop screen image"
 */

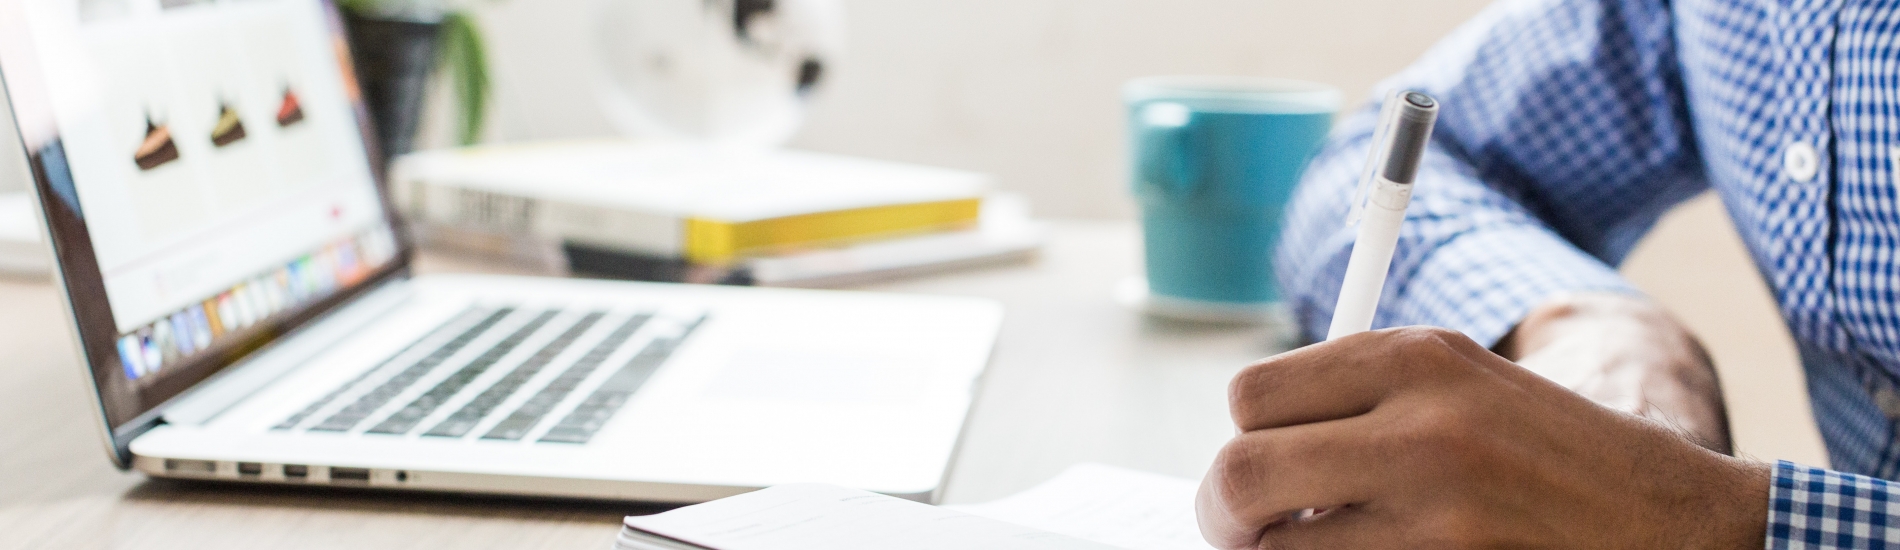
xmin=0 ymin=0 xmax=405 ymax=442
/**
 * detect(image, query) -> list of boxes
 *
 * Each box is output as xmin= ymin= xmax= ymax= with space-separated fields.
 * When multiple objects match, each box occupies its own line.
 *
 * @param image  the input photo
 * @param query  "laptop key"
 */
xmin=537 ymin=394 xmax=628 ymax=444
xmin=366 ymin=310 xmax=559 ymax=435
xmin=481 ymin=313 xmax=652 ymax=441
xmin=305 ymin=308 xmax=514 ymax=432
xmin=422 ymin=312 xmax=606 ymax=438
xmin=273 ymin=307 xmax=488 ymax=431
xmin=537 ymin=316 xmax=703 ymax=445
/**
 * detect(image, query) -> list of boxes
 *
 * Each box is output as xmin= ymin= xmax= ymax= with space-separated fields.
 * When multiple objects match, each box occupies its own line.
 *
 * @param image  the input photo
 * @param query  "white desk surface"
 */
xmin=0 ymin=221 xmax=1282 ymax=550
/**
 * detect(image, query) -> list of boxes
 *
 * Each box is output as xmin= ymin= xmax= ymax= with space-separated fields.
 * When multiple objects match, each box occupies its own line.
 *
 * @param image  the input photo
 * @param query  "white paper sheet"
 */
xmin=947 ymin=463 xmax=1216 ymax=550
xmin=622 ymin=483 xmax=1121 ymax=550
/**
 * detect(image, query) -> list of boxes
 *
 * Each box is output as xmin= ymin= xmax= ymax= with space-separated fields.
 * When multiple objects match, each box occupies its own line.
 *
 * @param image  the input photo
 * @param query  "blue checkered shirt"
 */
xmin=1277 ymin=0 xmax=1900 ymax=546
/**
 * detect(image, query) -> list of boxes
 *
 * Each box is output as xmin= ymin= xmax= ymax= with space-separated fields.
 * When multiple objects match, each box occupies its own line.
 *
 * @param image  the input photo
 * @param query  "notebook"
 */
xmin=613 ymin=464 xmax=1215 ymax=550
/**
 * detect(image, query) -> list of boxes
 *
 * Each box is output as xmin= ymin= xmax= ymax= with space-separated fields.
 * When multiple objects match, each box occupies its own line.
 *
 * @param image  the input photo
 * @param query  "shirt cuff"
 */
xmin=1384 ymin=225 xmax=1636 ymax=347
xmin=1769 ymin=460 xmax=1900 ymax=548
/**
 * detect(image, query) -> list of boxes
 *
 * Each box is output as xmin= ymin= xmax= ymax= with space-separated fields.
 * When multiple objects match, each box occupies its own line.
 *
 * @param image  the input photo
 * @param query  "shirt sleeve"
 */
xmin=1275 ymin=0 xmax=1710 ymax=345
xmin=1769 ymin=461 xmax=1900 ymax=548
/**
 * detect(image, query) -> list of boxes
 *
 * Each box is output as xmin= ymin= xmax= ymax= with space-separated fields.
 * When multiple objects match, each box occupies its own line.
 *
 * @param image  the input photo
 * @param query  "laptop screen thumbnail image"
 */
xmin=0 ymin=0 xmax=405 ymax=443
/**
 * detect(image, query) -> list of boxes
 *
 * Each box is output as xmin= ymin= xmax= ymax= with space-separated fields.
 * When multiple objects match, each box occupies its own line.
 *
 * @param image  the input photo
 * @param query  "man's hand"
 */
xmin=1196 ymin=327 xmax=1769 ymax=549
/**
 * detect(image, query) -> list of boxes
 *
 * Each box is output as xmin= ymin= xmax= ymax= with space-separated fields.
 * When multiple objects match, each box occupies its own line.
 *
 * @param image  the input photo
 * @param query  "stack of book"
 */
xmin=393 ymin=141 xmax=1045 ymax=286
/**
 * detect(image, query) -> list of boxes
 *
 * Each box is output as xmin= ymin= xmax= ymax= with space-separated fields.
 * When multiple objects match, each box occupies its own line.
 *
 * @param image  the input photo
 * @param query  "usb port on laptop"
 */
xmin=330 ymin=467 xmax=371 ymax=483
xmin=164 ymin=459 xmax=216 ymax=475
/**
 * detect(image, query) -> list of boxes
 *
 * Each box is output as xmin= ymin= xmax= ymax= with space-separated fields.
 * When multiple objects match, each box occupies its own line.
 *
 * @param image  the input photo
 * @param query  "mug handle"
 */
xmin=1135 ymin=101 xmax=1198 ymax=197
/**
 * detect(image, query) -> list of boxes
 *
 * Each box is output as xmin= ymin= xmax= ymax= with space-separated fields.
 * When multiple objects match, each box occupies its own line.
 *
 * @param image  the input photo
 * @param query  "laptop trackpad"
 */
xmin=703 ymin=349 xmax=929 ymax=402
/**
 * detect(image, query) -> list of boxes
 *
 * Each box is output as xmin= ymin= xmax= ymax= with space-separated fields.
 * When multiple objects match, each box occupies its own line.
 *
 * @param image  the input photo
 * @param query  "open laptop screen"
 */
xmin=0 ymin=0 xmax=405 ymax=442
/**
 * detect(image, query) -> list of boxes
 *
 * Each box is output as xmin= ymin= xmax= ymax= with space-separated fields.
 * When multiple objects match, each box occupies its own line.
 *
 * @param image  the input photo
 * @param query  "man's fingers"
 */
xmin=1196 ymin=419 xmax=1391 ymax=549
xmin=1251 ymin=506 xmax=1390 ymax=550
xmin=1230 ymin=326 xmax=1489 ymax=432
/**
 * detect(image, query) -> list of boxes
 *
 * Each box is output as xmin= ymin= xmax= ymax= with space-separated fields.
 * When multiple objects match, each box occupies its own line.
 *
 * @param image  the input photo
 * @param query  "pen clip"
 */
xmin=1347 ymin=91 xmax=1404 ymax=227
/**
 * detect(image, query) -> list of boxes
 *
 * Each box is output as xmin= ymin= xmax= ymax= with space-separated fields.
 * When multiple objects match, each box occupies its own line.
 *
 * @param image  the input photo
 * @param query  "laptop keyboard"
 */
xmin=539 ymin=318 xmax=699 ymax=444
xmin=422 ymin=311 xmax=605 ymax=438
xmin=366 ymin=310 xmax=561 ymax=435
xmin=280 ymin=308 xmax=513 ymax=431
xmin=482 ymin=313 xmax=652 ymax=440
xmin=275 ymin=306 xmax=702 ymax=445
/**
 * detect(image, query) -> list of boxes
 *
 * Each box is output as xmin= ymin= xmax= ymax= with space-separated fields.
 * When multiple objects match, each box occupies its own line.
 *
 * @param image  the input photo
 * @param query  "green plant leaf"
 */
xmin=439 ymin=11 xmax=489 ymax=146
xmin=336 ymin=0 xmax=378 ymax=15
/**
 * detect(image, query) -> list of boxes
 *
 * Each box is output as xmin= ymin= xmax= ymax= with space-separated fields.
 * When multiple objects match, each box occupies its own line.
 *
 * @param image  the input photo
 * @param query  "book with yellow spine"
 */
xmin=393 ymin=140 xmax=989 ymax=264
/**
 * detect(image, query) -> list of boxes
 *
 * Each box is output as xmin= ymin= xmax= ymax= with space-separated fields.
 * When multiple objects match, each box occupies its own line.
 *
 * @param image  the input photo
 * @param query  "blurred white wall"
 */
xmin=0 ymin=97 xmax=23 ymax=193
xmin=459 ymin=0 xmax=1496 ymax=218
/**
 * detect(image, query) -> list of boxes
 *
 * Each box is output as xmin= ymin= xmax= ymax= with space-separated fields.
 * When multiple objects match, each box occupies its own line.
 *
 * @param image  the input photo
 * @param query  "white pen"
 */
xmin=1325 ymin=91 xmax=1439 ymax=341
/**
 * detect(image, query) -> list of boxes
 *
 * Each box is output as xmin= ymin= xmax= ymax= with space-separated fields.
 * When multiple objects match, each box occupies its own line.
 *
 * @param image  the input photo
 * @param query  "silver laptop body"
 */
xmin=0 ymin=0 xmax=999 ymax=503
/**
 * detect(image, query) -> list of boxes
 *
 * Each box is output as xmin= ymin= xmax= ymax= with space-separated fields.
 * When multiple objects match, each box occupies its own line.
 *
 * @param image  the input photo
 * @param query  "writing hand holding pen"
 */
xmin=1197 ymin=92 xmax=1765 ymax=548
xmin=1195 ymin=326 xmax=1768 ymax=549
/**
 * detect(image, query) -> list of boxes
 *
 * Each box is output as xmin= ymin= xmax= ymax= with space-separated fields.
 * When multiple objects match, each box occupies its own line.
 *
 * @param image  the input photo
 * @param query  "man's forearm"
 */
xmin=1496 ymin=292 xmax=1734 ymax=453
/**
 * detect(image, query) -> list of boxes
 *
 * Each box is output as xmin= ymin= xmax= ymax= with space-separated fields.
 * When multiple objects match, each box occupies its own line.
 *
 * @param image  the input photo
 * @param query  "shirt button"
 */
xmin=1784 ymin=141 xmax=1819 ymax=182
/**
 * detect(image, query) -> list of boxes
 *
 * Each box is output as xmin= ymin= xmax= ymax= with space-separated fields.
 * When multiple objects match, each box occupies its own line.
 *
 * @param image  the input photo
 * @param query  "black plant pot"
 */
xmin=345 ymin=14 xmax=440 ymax=169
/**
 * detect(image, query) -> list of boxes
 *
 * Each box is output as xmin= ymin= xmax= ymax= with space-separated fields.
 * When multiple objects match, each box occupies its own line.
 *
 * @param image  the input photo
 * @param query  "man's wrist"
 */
xmin=1696 ymin=457 xmax=1771 ymax=550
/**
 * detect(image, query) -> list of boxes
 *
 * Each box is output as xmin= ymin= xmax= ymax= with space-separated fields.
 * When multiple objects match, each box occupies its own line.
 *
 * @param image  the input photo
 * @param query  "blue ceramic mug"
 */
xmin=1125 ymin=76 xmax=1338 ymax=318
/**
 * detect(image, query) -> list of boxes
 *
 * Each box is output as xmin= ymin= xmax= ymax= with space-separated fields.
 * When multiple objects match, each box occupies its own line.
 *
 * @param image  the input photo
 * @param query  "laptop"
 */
xmin=0 ymin=0 xmax=1001 ymax=503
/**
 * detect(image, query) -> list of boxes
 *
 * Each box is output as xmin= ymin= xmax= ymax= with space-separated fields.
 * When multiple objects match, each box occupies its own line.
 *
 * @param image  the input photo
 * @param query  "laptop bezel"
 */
xmin=0 ymin=0 xmax=416 ymax=467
